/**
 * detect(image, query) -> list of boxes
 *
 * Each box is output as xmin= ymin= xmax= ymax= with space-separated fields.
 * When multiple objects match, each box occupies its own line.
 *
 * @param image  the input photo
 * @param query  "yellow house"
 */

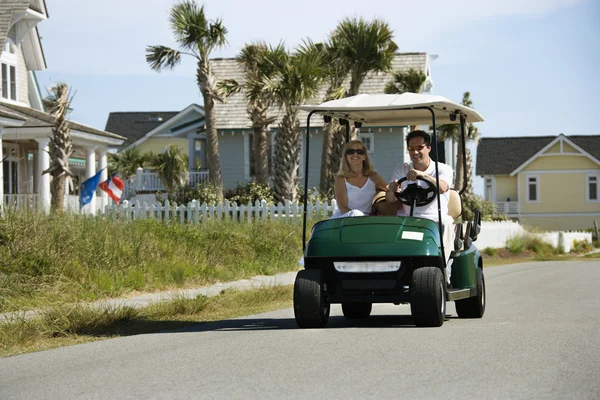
xmin=477 ymin=134 xmax=600 ymax=231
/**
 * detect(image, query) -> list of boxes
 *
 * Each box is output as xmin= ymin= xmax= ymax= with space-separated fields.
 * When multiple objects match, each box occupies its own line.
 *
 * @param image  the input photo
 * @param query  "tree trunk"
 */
xmin=253 ymin=124 xmax=269 ymax=185
xmin=455 ymin=143 xmax=465 ymax=192
xmin=319 ymin=122 xmax=334 ymax=194
xmin=202 ymin=93 xmax=224 ymax=202
xmin=464 ymin=148 xmax=473 ymax=196
xmin=50 ymin=175 xmax=66 ymax=212
xmin=273 ymin=112 xmax=300 ymax=203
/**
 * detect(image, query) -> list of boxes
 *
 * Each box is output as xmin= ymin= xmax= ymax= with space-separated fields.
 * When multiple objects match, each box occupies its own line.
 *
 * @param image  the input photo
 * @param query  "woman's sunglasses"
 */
xmin=346 ymin=148 xmax=366 ymax=155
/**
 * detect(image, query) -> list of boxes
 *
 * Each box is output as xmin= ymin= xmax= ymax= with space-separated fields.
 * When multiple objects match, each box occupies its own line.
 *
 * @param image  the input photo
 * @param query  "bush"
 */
xmin=506 ymin=234 xmax=557 ymax=256
xmin=571 ymin=239 xmax=592 ymax=254
xmin=461 ymin=193 xmax=508 ymax=222
xmin=483 ymin=247 xmax=496 ymax=256
xmin=168 ymin=182 xmax=220 ymax=205
xmin=224 ymin=181 xmax=275 ymax=205
xmin=306 ymin=187 xmax=335 ymax=204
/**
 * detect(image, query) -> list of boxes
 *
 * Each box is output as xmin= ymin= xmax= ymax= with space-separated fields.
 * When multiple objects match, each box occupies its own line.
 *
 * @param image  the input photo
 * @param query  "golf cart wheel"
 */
xmin=341 ymin=302 xmax=372 ymax=319
xmin=410 ymin=267 xmax=446 ymax=327
xmin=294 ymin=269 xmax=330 ymax=328
xmin=455 ymin=267 xmax=486 ymax=318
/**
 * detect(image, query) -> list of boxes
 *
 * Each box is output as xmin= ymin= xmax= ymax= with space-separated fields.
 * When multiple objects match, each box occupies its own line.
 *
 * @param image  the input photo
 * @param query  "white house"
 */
xmin=0 ymin=0 xmax=126 ymax=214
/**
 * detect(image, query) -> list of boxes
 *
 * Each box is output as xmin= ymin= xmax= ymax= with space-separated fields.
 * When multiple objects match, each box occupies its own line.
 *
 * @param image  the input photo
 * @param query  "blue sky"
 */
xmin=36 ymin=0 xmax=600 ymax=194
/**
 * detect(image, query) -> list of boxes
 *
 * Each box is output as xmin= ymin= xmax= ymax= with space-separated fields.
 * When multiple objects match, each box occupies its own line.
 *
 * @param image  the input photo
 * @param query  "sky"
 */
xmin=35 ymin=0 xmax=600 ymax=195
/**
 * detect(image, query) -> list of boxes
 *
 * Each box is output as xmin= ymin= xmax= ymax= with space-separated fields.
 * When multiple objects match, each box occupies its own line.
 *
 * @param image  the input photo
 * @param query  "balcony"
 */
xmin=495 ymin=201 xmax=519 ymax=215
xmin=126 ymin=170 xmax=210 ymax=196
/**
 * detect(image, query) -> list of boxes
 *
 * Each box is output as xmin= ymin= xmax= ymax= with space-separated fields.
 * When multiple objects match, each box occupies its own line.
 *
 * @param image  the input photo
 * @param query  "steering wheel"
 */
xmin=394 ymin=176 xmax=437 ymax=207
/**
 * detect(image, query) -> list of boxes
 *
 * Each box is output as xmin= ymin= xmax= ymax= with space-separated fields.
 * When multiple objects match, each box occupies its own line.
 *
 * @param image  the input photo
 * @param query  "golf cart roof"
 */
xmin=295 ymin=93 xmax=484 ymax=126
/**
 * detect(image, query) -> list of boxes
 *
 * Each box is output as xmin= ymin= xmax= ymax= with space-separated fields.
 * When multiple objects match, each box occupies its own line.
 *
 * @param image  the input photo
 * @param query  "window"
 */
xmin=1 ymin=38 xmax=17 ymax=101
xmin=526 ymin=175 xmax=539 ymax=203
xmin=359 ymin=132 xmax=375 ymax=153
xmin=485 ymin=178 xmax=492 ymax=201
xmin=587 ymin=174 xmax=599 ymax=202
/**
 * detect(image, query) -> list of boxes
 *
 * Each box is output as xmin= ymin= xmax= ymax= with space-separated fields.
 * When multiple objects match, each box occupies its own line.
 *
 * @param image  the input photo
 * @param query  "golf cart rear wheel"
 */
xmin=341 ymin=302 xmax=372 ymax=319
xmin=455 ymin=267 xmax=486 ymax=318
xmin=410 ymin=267 xmax=446 ymax=327
xmin=294 ymin=269 xmax=330 ymax=328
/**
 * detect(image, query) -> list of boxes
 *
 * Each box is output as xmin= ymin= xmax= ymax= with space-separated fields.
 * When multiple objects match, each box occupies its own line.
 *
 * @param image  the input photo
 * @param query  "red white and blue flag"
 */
xmin=99 ymin=174 xmax=125 ymax=205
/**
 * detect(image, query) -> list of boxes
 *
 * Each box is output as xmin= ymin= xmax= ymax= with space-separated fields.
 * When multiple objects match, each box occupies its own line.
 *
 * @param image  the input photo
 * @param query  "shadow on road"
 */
xmin=163 ymin=314 xmax=419 ymax=334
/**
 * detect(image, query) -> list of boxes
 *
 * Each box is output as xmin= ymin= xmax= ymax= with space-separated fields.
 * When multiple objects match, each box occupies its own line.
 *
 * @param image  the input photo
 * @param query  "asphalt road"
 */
xmin=1 ymin=261 xmax=599 ymax=400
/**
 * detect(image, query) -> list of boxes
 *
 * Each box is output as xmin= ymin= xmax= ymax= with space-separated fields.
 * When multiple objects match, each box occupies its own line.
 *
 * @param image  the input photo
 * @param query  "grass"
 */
xmin=0 ymin=285 xmax=294 ymax=357
xmin=0 ymin=209 xmax=305 ymax=313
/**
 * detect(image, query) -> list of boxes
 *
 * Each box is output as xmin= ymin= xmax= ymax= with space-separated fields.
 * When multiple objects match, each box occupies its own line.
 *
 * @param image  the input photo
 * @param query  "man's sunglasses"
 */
xmin=408 ymin=144 xmax=428 ymax=152
xmin=346 ymin=148 xmax=366 ymax=155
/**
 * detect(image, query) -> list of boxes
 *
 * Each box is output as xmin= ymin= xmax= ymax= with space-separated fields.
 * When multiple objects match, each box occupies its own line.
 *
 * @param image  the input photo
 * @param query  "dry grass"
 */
xmin=0 ymin=285 xmax=293 ymax=357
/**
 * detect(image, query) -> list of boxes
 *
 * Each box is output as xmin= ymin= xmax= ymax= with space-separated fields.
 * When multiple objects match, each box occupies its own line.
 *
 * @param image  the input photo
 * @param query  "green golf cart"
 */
xmin=293 ymin=93 xmax=485 ymax=328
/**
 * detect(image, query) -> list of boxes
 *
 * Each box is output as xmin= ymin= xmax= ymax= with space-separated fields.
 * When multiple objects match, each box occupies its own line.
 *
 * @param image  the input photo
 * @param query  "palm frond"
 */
xmin=146 ymin=45 xmax=182 ymax=71
xmin=170 ymin=1 xmax=209 ymax=50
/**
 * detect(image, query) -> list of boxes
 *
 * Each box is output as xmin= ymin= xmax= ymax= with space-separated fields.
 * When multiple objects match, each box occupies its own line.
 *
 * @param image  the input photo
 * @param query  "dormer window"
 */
xmin=1 ymin=38 xmax=17 ymax=101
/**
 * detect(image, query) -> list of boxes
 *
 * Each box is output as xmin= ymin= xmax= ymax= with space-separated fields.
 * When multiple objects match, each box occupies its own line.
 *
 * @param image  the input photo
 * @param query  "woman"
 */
xmin=331 ymin=140 xmax=388 ymax=218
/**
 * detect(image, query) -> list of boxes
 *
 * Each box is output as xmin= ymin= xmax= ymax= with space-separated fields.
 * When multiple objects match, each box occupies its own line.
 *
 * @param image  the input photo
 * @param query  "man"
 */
xmin=385 ymin=130 xmax=455 ymax=284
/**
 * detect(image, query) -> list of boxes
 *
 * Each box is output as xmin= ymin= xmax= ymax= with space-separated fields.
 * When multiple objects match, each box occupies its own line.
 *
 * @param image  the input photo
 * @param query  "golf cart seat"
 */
xmin=448 ymin=189 xmax=462 ymax=221
xmin=372 ymin=188 xmax=463 ymax=220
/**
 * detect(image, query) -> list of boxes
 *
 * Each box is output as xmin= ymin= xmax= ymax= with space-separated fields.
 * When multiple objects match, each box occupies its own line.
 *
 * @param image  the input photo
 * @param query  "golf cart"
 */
xmin=294 ymin=93 xmax=485 ymax=328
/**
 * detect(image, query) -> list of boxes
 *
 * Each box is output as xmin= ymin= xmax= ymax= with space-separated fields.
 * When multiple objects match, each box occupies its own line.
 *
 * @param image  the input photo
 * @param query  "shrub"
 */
xmin=483 ymin=247 xmax=496 ymax=256
xmin=306 ymin=187 xmax=335 ymax=204
xmin=571 ymin=239 xmax=592 ymax=254
xmin=168 ymin=182 xmax=220 ymax=205
xmin=507 ymin=235 xmax=528 ymax=254
xmin=506 ymin=234 xmax=558 ymax=255
xmin=461 ymin=193 xmax=508 ymax=222
xmin=224 ymin=181 xmax=275 ymax=205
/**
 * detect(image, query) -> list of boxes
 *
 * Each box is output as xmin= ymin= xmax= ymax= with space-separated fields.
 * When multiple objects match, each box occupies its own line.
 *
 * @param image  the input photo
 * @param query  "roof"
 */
xmin=105 ymin=111 xmax=180 ymax=148
xmin=295 ymin=93 xmax=484 ymax=126
xmin=0 ymin=1 xmax=29 ymax=51
xmin=0 ymin=101 xmax=125 ymax=140
xmin=211 ymin=52 xmax=429 ymax=130
xmin=476 ymin=134 xmax=600 ymax=176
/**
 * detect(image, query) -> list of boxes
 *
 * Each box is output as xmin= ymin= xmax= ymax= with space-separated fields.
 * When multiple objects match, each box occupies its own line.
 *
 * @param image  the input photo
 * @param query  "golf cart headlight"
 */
xmin=333 ymin=261 xmax=401 ymax=273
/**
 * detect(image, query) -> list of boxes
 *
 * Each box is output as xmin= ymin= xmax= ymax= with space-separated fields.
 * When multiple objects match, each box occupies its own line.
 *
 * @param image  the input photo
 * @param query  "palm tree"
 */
xmin=297 ymin=39 xmax=349 ymax=195
xmin=149 ymin=145 xmax=188 ymax=196
xmin=108 ymin=147 xmax=150 ymax=180
xmin=146 ymin=0 xmax=227 ymax=202
xmin=384 ymin=67 xmax=427 ymax=131
xmin=266 ymin=46 xmax=325 ymax=203
xmin=317 ymin=18 xmax=398 ymax=193
xmin=434 ymin=92 xmax=480 ymax=191
xmin=42 ymin=82 xmax=75 ymax=214
xmin=219 ymin=42 xmax=284 ymax=185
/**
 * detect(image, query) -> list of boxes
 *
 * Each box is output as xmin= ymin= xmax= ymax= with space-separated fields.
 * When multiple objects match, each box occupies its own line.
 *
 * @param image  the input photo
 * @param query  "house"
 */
xmin=477 ymin=134 xmax=600 ymax=230
xmin=0 ymin=0 xmax=125 ymax=214
xmin=111 ymin=52 xmax=457 ymax=196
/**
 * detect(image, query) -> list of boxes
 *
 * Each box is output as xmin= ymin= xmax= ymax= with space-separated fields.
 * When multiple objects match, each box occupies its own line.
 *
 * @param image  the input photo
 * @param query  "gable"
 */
xmin=477 ymin=134 xmax=600 ymax=176
xmin=524 ymin=155 xmax=599 ymax=171
xmin=119 ymin=104 xmax=205 ymax=151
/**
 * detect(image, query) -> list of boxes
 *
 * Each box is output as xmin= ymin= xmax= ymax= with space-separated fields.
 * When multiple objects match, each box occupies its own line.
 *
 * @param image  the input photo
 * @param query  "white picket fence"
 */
xmin=100 ymin=199 xmax=339 ymax=223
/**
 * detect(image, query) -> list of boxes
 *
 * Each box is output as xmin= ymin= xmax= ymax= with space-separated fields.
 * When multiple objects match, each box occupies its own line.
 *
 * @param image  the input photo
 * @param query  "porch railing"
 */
xmin=127 ymin=170 xmax=210 ymax=195
xmin=495 ymin=201 xmax=519 ymax=215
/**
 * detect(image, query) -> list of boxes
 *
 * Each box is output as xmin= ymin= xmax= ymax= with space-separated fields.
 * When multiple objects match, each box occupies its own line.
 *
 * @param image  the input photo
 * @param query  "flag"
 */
xmin=80 ymin=169 xmax=104 ymax=208
xmin=99 ymin=174 xmax=124 ymax=205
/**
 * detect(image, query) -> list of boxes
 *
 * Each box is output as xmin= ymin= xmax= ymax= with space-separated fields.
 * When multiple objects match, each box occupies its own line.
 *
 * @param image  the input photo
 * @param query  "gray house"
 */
xmin=108 ymin=52 xmax=458 ymax=195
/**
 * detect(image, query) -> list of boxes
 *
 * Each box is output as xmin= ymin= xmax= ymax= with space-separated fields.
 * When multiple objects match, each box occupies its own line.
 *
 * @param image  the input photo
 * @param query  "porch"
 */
xmin=123 ymin=169 xmax=210 ymax=197
xmin=495 ymin=201 xmax=520 ymax=217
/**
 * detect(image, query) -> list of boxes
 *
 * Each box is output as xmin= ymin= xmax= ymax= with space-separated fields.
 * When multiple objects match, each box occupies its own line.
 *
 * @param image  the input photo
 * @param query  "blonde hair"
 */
xmin=336 ymin=139 xmax=375 ymax=178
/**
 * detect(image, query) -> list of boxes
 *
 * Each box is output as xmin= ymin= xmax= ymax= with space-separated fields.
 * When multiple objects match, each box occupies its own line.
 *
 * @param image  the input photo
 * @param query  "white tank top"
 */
xmin=346 ymin=177 xmax=376 ymax=214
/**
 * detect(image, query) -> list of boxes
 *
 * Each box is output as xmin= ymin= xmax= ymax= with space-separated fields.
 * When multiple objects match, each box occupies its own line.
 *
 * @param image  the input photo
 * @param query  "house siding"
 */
xmin=16 ymin=43 xmax=28 ymax=105
xmin=136 ymin=138 xmax=188 ymax=155
xmin=520 ymin=215 xmax=600 ymax=231
xmin=524 ymin=155 xmax=598 ymax=170
xmin=495 ymin=176 xmax=518 ymax=202
xmin=519 ymin=171 xmax=600 ymax=214
xmin=367 ymin=126 xmax=406 ymax=182
xmin=219 ymin=132 xmax=246 ymax=189
xmin=0 ymin=1 xmax=29 ymax=50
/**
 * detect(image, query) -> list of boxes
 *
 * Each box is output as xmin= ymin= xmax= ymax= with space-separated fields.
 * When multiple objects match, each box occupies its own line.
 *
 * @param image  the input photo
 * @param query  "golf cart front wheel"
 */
xmin=455 ymin=267 xmax=486 ymax=318
xmin=342 ymin=302 xmax=372 ymax=319
xmin=294 ymin=269 xmax=330 ymax=328
xmin=410 ymin=267 xmax=446 ymax=327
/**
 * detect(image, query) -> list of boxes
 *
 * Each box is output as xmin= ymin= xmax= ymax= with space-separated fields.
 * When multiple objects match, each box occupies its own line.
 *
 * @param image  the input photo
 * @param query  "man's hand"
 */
xmin=406 ymin=169 xmax=425 ymax=181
